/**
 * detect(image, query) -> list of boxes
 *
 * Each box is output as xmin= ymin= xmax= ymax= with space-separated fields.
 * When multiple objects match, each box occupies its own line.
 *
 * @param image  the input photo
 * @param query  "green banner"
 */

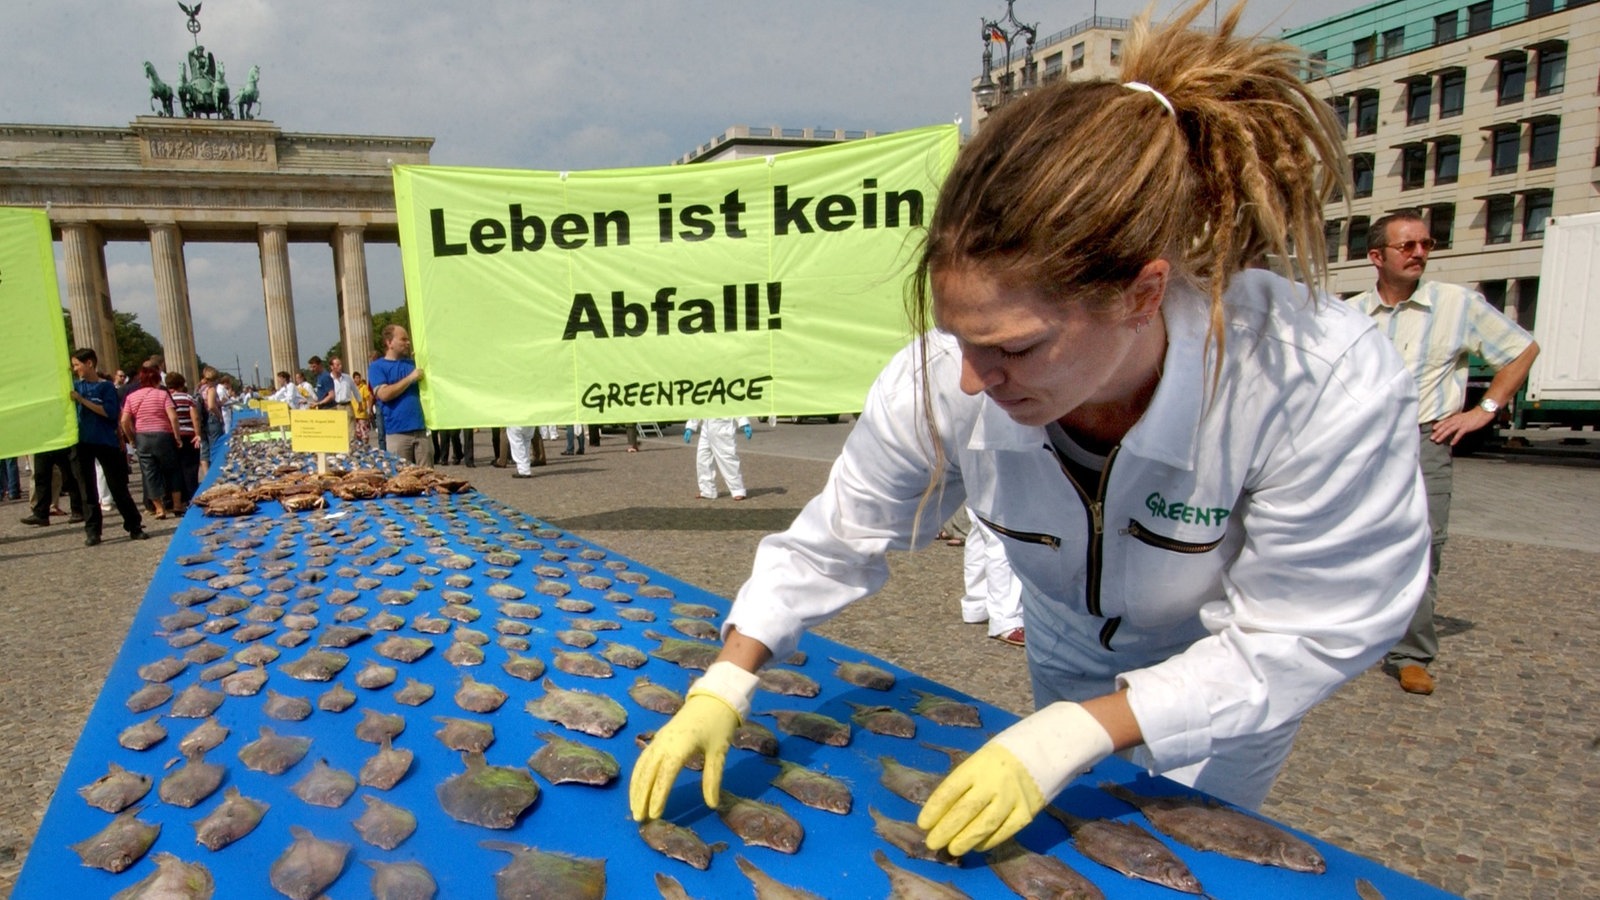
xmin=394 ymin=125 xmax=957 ymax=427
xmin=0 ymin=207 xmax=75 ymax=459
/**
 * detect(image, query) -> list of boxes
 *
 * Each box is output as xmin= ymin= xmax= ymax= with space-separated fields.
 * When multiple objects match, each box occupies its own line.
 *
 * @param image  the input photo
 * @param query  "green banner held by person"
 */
xmin=0 ymin=207 xmax=76 ymax=459
xmin=393 ymin=125 xmax=958 ymax=427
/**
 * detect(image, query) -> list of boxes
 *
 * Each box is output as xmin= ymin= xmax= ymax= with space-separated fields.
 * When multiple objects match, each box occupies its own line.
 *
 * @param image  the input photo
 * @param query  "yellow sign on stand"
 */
xmin=290 ymin=410 xmax=351 ymax=455
xmin=262 ymin=400 xmax=290 ymax=427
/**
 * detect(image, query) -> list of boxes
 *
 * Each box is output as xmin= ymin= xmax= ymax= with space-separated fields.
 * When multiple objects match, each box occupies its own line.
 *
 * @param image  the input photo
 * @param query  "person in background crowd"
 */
xmin=684 ymin=417 xmax=753 ymax=501
xmin=19 ymin=446 xmax=82 ymax=526
xmin=0 ymin=457 xmax=20 ymax=502
xmin=1349 ymin=211 xmax=1541 ymax=696
xmin=308 ymin=355 xmax=335 ymax=409
xmin=434 ymin=427 xmax=465 ymax=466
xmin=291 ymin=371 xmax=315 ymax=409
xmin=112 ymin=368 xmax=132 ymax=399
xmin=369 ymin=324 xmax=431 ymax=465
xmin=505 ymin=424 xmax=545 ymax=478
xmin=216 ymin=374 xmax=236 ymax=434
xmin=961 ymin=511 xmax=1027 ymax=647
xmin=632 ymin=2 xmax=1429 ymax=857
xmin=165 ymin=371 xmax=202 ymax=509
xmin=352 ymin=372 xmax=374 ymax=448
xmin=197 ymin=366 xmax=224 ymax=474
xmin=268 ymin=371 xmax=295 ymax=406
xmin=67 ymin=348 xmax=146 ymax=545
xmin=562 ymin=424 xmax=586 ymax=456
xmin=121 ymin=364 xmax=183 ymax=520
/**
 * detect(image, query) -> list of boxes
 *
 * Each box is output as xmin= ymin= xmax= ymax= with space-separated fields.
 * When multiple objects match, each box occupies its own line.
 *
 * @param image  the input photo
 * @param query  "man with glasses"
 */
xmin=1350 ymin=211 xmax=1539 ymax=695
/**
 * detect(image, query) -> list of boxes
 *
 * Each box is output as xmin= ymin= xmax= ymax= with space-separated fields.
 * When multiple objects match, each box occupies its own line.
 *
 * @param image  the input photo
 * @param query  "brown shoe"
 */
xmin=992 ymin=627 xmax=1026 ymax=647
xmin=1397 ymin=665 xmax=1435 ymax=695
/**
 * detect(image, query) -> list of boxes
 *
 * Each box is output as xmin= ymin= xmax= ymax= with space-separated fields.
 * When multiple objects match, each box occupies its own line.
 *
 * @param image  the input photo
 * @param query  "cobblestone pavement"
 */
xmin=1 ymin=423 xmax=1595 ymax=898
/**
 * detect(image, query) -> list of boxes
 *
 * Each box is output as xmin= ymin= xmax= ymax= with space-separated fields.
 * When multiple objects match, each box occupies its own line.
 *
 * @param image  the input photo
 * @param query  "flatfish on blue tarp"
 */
xmin=269 ymin=825 xmax=349 ymax=900
xmin=717 ymin=792 xmax=804 ymax=854
xmin=638 ymin=818 xmax=721 ymax=870
xmin=734 ymin=855 xmax=822 ymax=898
xmin=365 ymin=859 xmax=436 ymax=899
xmin=868 ymin=806 xmax=960 ymax=867
xmin=527 ymin=731 xmax=619 ymax=786
xmin=524 ymin=678 xmax=628 ymax=738
xmin=1046 ymin=805 xmax=1203 ymax=894
xmin=436 ymin=750 xmax=539 ymax=829
xmin=872 ymin=848 xmax=972 ymax=899
xmin=986 ymin=839 xmax=1104 ymax=899
xmin=1101 ymin=782 xmax=1327 ymax=873
xmin=69 ymin=808 xmax=159 ymax=873
xmin=481 ymin=841 xmax=605 ymax=899
xmin=768 ymin=758 xmax=852 ymax=815
xmin=762 ymin=710 xmax=850 ymax=747
xmin=191 ymin=786 xmax=268 ymax=850
xmin=108 ymin=851 xmax=213 ymax=899
xmin=353 ymin=795 xmax=417 ymax=850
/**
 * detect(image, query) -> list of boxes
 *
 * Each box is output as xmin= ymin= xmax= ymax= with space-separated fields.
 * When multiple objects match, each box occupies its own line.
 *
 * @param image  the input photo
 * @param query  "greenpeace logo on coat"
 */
xmin=1144 ymin=492 xmax=1231 ymax=527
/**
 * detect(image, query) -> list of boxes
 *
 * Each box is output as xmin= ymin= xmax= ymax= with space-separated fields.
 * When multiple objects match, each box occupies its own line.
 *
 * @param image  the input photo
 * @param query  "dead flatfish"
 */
xmin=669 ymin=602 xmax=719 ymax=620
xmin=291 ymin=758 xmax=357 ymax=808
xmin=396 ymin=677 xmax=436 ymax=706
xmin=355 ymin=797 xmax=419 ymax=851
xmin=119 ymin=714 xmax=168 ymax=751
xmin=873 ymin=848 xmax=973 ymax=899
xmin=440 ymin=603 xmax=482 ymax=624
xmin=371 ymin=610 xmax=406 ymax=630
xmin=192 ymin=785 xmax=269 ymax=850
xmin=757 ymin=668 xmax=821 ymax=698
xmin=436 ymin=750 xmax=539 ymax=829
xmin=644 ymin=630 xmax=719 ymax=670
xmin=527 ymin=730 xmax=620 ymax=786
xmin=376 ymin=634 xmax=435 ymax=662
xmin=378 ymin=588 xmax=418 ymax=607
xmin=668 ymin=617 xmax=720 ymax=642
xmin=265 ymin=577 xmax=296 ymax=593
xmin=718 ymin=792 xmax=804 ymax=854
xmin=1356 ymin=878 xmax=1388 ymax=900
xmin=456 ymin=673 xmax=509 ymax=712
xmin=763 ymin=710 xmax=851 ymax=747
xmin=502 ymin=652 xmax=547 ymax=682
xmin=445 ymin=640 xmax=485 ymax=666
xmin=356 ymin=708 xmax=406 ymax=743
xmin=373 ymin=564 xmax=406 ymax=578
xmin=628 ymin=676 xmax=684 ymax=715
xmin=497 ymin=619 xmax=532 ymax=636
xmin=986 ymin=839 xmax=1104 ymax=899
xmin=524 ymin=678 xmax=628 ymax=738
xmin=279 ymin=649 xmax=349 ymax=681
xmin=170 ymin=684 xmax=226 ymax=718
xmin=455 ymin=626 xmax=491 ymax=645
xmin=499 ymin=635 xmax=531 ymax=652
xmin=1101 ymin=782 xmax=1325 ymax=872
xmin=411 ymin=613 xmax=451 ymax=634
xmin=554 ymin=649 xmax=614 ymax=679
xmin=556 ymin=629 xmax=598 ymax=649
xmin=443 ymin=574 xmax=474 ymax=590
xmin=200 ymin=664 xmax=238 ymax=688
xmin=734 ymin=854 xmax=820 ymax=896
xmin=318 ymin=624 xmax=371 ymax=648
xmin=486 ymin=583 xmax=526 ymax=601
xmin=769 ymin=758 xmax=852 ymax=815
xmin=263 ymin=688 xmax=312 ymax=721
xmin=170 ymin=586 xmax=218 ymax=607
xmin=110 ymin=850 xmax=214 ymax=898
xmin=127 ymin=682 xmax=174 ymax=713
xmin=246 ymin=604 xmax=285 ymax=623
xmin=207 ymin=573 xmax=250 ymax=590
xmin=161 ymin=610 xmax=205 ymax=632
xmin=238 ymin=726 xmax=312 ymax=775
xmin=353 ymin=576 xmax=383 ymax=590
xmin=911 ymin=690 xmax=983 ymax=728
xmin=434 ymin=715 xmax=496 ymax=752
xmin=205 ymin=596 xmax=248 ymax=616
xmin=655 ymin=872 xmax=697 ymax=900
xmin=482 ymin=841 xmax=605 ymax=899
xmin=603 ymin=589 xmax=633 ymax=604
xmin=235 ymin=643 xmax=281 ymax=666
xmin=437 ymin=553 xmax=474 ymax=570
xmin=879 ymin=756 xmax=943 ymax=806
xmin=282 ymin=613 xmax=318 ymax=631
xmin=569 ymin=617 xmax=621 ymax=633
xmin=563 ymin=561 xmax=594 ymax=575
xmin=183 ymin=641 xmax=227 ymax=664
xmin=533 ymin=565 xmax=565 ymax=580
xmin=921 ymin=742 xmax=975 ymax=770
xmin=618 ymin=607 xmax=655 ymax=623
xmin=70 ymin=807 xmax=160 ymax=873
xmin=536 ymin=580 xmax=572 ymax=598
xmin=79 ymin=761 xmax=153 ymax=813
xmin=138 ymin=657 xmax=190 ymax=684
xmin=230 ymin=622 xmax=275 ymax=643
xmin=733 ymin=720 xmax=780 ymax=756
xmin=317 ymin=682 xmax=357 ymax=712
xmin=577 ymin=574 xmax=613 ymax=591
xmin=178 ymin=551 xmax=215 ymax=567
xmin=365 ymin=860 xmax=437 ymax=900
xmin=327 ymin=588 xmax=360 ymax=604
xmin=615 ymin=570 xmax=647 ymax=585
xmin=360 ymin=737 xmax=415 ymax=789
xmin=638 ymin=818 xmax=720 ymax=871
xmin=1046 ymin=806 xmax=1203 ymax=894
xmin=269 ymin=825 xmax=350 ymax=900
xmin=499 ymin=601 xmax=543 ymax=620
xmin=159 ymin=750 xmax=225 ymax=808
xmin=442 ymin=589 xmax=474 ymax=605
xmin=833 ymin=658 xmax=896 ymax=691
xmin=869 ymin=806 xmax=960 ymax=867
xmin=849 ymin=702 xmax=917 ymax=739
xmin=277 ymin=631 xmax=311 ymax=648
xmin=638 ymin=584 xmax=676 ymax=600
xmin=356 ymin=660 xmax=399 ymax=689
xmin=178 ymin=717 xmax=230 ymax=756
xmin=600 ymin=641 xmax=648 ymax=669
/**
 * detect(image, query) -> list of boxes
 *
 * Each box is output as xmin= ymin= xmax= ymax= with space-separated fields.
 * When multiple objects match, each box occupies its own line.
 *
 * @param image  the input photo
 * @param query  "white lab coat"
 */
xmin=725 ymin=270 xmax=1429 ymax=807
xmin=686 ymin=417 xmax=751 ymax=499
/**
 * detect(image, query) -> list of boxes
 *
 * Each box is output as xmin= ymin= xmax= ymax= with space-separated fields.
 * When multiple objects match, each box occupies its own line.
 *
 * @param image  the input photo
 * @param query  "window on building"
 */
xmin=1331 ymin=96 xmax=1351 ymax=132
xmin=1401 ymin=144 xmax=1428 ymax=189
xmin=1351 ymin=153 xmax=1375 ymax=198
xmin=1383 ymin=27 xmax=1405 ymax=59
xmin=1497 ymin=53 xmax=1527 ymax=104
xmin=1527 ymin=0 xmax=1555 ymax=16
xmin=1110 ymin=39 xmax=1123 ymax=65
xmin=1491 ymin=125 xmax=1521 ymax=175
xmin=1071 ymin=42 xmax=1085 ymax=71
xmin=1354 ymin=91 xmax=1379 ymax=136
xmin=1468 ymin=1 xmax=1493 ymax=35
xmin=1353 ymin=35 xmax=1376 ymax=67
xmin=1439 ymin=69 xmax=1465 ymax=118
xmin=1406 ymin=79 xmax=1432 ymax=124
xmin=1348 ymin=216 xmax=1371 ymax=258
xmin=1523 ymin=190 xmax=1553 ymax=239
xmin=1308 ymin=49 xmax=1328 ymax=78
xmin=1480 ymin=280 xmax=1509 ymax=312
xmin=1428 ymin=204 xmax=1455 ymax=249
xmin=1324 ymin=219 xmax=1343 ymax=262
xmin=1486 ymin=195 xmax=1515 ymax=244
xmin=1434 ymin=12 xmax=1458 ymax=44
xmin=1512 ymin=277 xmax=1539 ymax=329
xmin=1043 ymin=52 xmax=1064 ymax=81
xmin=1529 ymin=117 xmax=1560 ymax=169
xmin=1535 ymin=42 xmax=1566 ymax=96
xmin=1434 ymin=136 xmax=1460 ymax=184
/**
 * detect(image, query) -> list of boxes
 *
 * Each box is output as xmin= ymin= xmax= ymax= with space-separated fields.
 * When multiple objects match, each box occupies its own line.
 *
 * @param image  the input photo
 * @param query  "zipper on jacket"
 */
xmin=1121 ymin=519 xmax=1224 ymax=554
xmin=975 ymin=517 xmax=1062 ymax=550
xmin=1054 ymin=446 xmax=1120 ymax=648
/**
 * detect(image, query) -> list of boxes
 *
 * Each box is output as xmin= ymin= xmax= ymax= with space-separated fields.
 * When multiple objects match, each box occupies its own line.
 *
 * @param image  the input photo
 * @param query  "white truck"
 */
xmin=1518 ymin=210 xmax=1600 ymax=432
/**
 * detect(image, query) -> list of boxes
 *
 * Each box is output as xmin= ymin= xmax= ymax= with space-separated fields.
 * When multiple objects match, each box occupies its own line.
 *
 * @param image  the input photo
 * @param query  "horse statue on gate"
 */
xmin=177 ymin=44 xmax=233 ymax=118
xmin=143 ymin=61 xmax=175 ymax=117
xmin=236 ymin=64 xmax=261 ymax=120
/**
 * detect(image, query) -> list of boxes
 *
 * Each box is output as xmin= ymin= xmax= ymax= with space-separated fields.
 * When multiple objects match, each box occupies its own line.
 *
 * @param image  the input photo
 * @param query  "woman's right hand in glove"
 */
xmin=629 ymin=660 xmax=760 ymax=821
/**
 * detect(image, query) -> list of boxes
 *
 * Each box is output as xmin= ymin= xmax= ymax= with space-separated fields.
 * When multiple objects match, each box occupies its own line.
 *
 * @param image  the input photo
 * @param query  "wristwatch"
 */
xmin=1478 ymin=397 xmax=1501 ymax=414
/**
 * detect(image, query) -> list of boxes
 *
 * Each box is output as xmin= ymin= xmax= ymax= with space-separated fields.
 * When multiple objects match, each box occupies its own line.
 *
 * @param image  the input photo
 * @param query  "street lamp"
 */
xmin=974 ymin=0 xmax=1039 ymax=113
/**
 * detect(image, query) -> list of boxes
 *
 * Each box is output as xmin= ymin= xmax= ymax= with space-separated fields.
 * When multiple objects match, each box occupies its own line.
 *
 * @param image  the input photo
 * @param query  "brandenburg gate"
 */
xmin=0 ymin=118 xmax=432 ymax=381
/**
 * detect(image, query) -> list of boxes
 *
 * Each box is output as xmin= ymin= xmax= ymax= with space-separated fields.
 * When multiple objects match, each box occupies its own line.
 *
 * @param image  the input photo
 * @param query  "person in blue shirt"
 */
xmin=368 ymin=324 xmax=432 ymax=465
xmin=68 ymin=348 xmax=146 ymax=545
xmin=308 ymin=355 xmax=336 ymax=409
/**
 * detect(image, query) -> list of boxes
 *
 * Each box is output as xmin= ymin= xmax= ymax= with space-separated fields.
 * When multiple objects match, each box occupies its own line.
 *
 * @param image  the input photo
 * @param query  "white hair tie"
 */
xmin=1123 ymin=81 xmax=1175 ymax=117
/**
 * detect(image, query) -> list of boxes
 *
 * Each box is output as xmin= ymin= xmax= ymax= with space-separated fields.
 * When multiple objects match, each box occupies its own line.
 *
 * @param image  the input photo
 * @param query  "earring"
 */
xmin=1133 ymin=314 xmax=1152 ymax=334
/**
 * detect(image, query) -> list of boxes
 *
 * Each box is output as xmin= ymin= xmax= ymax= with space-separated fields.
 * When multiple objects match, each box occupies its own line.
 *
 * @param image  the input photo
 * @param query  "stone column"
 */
xmin=148 ymin=222 xmax=199 ymax=385
xmin=60 ymin=222 xmax=120 ymax=373
xmin=258 ymin=223 xmax=299 ymax=377
xmin=331 ymin=225 xmax=373 ymax=377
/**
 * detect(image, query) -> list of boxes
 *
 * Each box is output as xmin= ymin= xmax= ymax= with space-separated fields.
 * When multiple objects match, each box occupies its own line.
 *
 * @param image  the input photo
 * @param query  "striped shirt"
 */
xmin=123 ymin=386 xmax=176 ymax=434
xmin=1348 ymin=280 xmax=1534 ymax=424
xmin=172 ymin=391 xmax=198 ymax=436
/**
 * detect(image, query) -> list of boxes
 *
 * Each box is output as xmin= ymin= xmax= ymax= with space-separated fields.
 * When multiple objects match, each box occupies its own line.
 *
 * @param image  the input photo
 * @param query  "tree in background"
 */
xmin=324 ymin=306 xmax=409 ymax=369
xmin=61 ymin=309 xmax=164 ymax=374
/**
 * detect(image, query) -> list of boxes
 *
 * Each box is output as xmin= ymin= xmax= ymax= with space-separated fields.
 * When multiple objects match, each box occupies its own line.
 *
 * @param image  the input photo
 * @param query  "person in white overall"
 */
xmin=684 ymin=417 xmax=752 ymax=500
xmin=631 ymin=0 xmax=1429 ymax=860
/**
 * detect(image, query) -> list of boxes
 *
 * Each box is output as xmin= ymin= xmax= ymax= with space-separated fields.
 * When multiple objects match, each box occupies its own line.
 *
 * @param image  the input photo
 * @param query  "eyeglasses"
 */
xmin=1382 ymin=238 xmax=1436 ymax=254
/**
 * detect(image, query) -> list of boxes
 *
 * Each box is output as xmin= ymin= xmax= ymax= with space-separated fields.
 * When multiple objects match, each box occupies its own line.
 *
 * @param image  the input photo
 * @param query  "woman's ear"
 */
xmin=1125 ymin=259 xmax=1170 ymax=323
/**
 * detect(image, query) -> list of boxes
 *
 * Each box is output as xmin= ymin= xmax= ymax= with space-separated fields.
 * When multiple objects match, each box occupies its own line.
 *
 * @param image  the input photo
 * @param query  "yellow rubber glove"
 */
xmin=629 ymin=661 xmax=760 ymax=822
xmin=918 ymin=701 xmax=1113 ymax=856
